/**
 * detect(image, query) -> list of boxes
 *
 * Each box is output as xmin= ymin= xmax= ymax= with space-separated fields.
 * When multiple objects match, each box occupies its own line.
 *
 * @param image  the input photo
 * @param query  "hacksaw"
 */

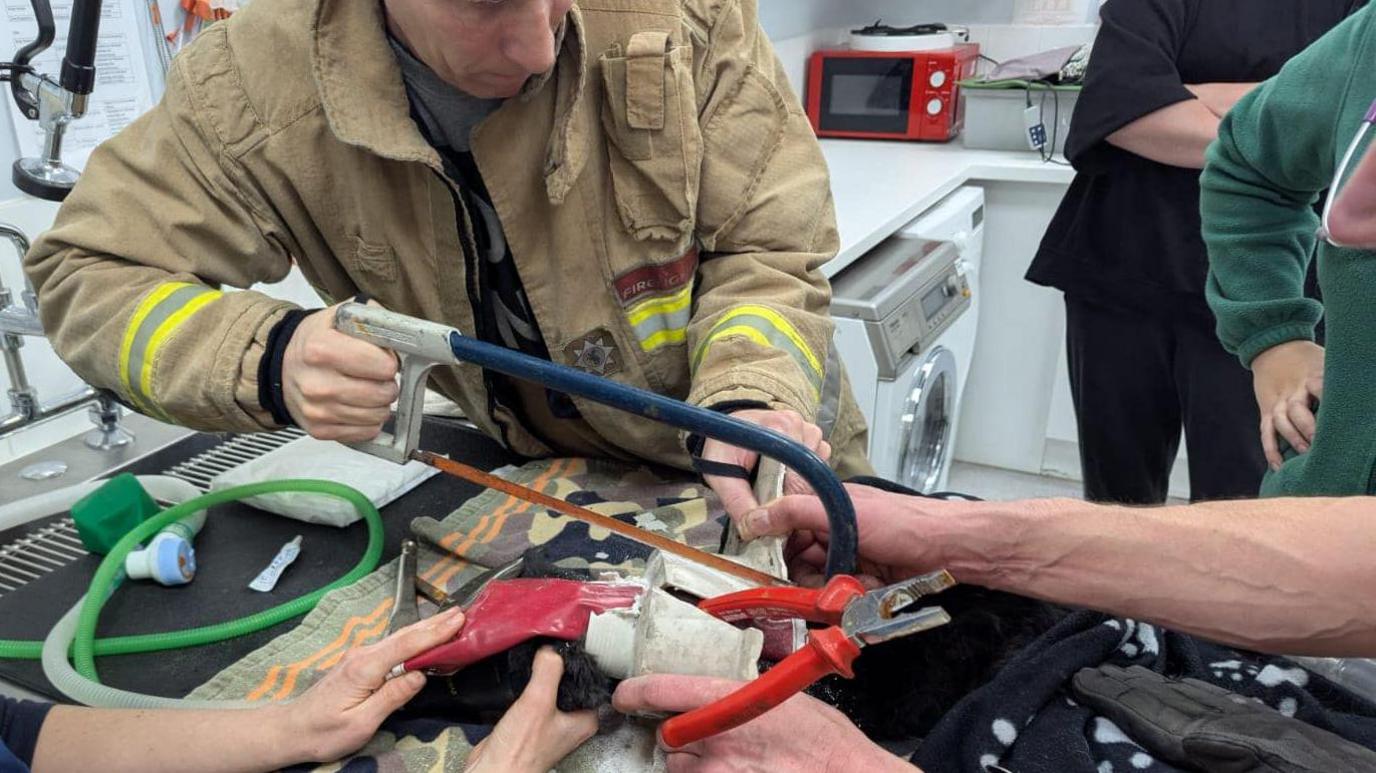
xmin=332 ymin=302 xmax=859 ymax=582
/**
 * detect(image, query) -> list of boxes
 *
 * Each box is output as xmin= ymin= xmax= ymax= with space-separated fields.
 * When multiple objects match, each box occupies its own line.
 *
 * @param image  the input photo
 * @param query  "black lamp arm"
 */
xmin=7 ymin=0 xmax=102 ymax=120
xmin=61 ymin=0 xmax=102 ymax=96
xmin=8 ymin=0 xmax=54 ymax=118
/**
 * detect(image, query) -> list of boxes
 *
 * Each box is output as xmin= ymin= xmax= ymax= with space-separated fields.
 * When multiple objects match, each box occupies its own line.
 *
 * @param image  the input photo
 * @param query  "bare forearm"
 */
xmin=1188 ymin=82 xmax=1261 ymax=118
xmin=1107 ymin=98 xmax=1220 ymax=169
xmin=945 ymin=497 xmax=1376 ymax=656
xmin=33 ymin=704 xmax=304 ymax=773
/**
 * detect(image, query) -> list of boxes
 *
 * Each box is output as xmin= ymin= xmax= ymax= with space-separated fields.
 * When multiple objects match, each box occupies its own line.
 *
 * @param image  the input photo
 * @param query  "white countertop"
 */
xmin=820 ymin=139 xmax=1075 ymax=277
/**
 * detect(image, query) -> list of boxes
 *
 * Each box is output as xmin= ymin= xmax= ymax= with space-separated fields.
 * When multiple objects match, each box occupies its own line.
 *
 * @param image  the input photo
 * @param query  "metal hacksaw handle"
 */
xmin=333 ymin=302 xmax=859 ymax=578
xmin=334 ymin=302 xmax=450 ymax=465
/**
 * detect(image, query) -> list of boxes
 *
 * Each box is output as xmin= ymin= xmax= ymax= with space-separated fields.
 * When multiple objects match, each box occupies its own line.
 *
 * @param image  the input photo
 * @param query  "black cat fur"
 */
xmin=812 ymin=585 xmax=1067 ymax=740
xmin=411 ymin=548 xmax=1064 ymax=739
xmin=515 ymin=546 xmax=1066 ymax=740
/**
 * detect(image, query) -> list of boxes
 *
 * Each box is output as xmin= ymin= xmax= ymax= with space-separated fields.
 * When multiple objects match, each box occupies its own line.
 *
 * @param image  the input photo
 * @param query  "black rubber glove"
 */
xmin=1071 ymin=664 xmax=1376 ymax=773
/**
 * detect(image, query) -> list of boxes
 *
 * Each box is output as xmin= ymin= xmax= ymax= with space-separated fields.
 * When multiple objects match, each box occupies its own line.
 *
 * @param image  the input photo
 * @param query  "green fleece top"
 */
xmin=1202 ymin=5 xmax=1376 ymax=497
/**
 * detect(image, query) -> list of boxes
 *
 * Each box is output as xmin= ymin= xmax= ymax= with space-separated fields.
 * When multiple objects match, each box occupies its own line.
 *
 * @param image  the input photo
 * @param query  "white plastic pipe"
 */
xmin=584 ymin=587 xmax=763 ymax=682
xmin=41 ymin=594 xmax=251 ymax=710
xmin=0 ymin=476 xmax=202 ymax=535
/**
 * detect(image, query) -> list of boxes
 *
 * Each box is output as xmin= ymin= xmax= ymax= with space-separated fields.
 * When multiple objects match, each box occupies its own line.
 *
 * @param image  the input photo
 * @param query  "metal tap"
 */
xmin=10 ymin=69 xmax=82 ymax=201
xmin=0 ymin=222 xmax=132 ymax=449
xmin=0 ymin=223 xmax=41 ymax=433
xmin=6 ymin=0 xmax=103 ymax=202
xmin=0 ymin=0 xmax=133 ymax=452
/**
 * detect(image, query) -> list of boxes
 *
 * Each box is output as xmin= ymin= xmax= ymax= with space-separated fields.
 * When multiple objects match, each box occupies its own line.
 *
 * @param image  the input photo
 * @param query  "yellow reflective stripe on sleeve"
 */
xmin=118 ymin=282 xmax=223 ymax=417
xmin=626 ymin=284 xmax=692 ymax=327
xmin=119 ymin=283 xmax=191 ymax=413
xmin=137 ymin=290 xmax=222 ymax=402
xmin=692 ymin=305 xmax=825 ymax=398
xmin=720 ymin=305 xmax=824 ymax=376
xmin=627 ymin=283 xmax=693 ymax=352
xmin=702 ymin=324 xmax=773 ymax=352
xmin=817 ymin=342 xmax=843 ymax=436
xmin=638 ymin=328 xmax=688 ymax=351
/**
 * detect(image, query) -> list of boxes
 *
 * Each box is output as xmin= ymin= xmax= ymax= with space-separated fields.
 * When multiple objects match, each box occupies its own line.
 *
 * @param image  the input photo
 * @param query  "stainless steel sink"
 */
xmin=0 ymin=413 xmax=193 ymax=507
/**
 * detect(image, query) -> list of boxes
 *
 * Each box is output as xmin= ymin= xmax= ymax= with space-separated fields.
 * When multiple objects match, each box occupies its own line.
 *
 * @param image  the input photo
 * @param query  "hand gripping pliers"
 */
xmin=659 ymin=570 xmax=958 ymax=747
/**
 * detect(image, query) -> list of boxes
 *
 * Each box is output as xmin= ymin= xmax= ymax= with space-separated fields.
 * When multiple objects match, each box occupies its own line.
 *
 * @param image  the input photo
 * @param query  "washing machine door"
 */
xmin=897 ymin=346 xmax=957 ymax=492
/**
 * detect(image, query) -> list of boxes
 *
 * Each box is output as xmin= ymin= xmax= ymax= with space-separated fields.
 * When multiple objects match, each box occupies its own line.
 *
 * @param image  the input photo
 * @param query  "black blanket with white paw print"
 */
xmin=911 ymin=611 xmax=1376 ymax=773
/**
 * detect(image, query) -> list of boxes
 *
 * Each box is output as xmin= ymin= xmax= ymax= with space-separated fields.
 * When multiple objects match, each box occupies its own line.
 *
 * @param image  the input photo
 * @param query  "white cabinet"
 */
xmin=953 ymin=180 xmax=1068 ymax=474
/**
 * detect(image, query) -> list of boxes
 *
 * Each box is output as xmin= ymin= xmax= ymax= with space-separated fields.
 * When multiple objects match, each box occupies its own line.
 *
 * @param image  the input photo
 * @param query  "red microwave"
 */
xmin=805 ymin=45 xmax=980 ymax=142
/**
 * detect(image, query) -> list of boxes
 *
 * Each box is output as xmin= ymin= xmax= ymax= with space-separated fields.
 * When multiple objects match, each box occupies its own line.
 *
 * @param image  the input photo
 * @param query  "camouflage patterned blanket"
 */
xmin=189 ymin=458 xmax=727 ymax=772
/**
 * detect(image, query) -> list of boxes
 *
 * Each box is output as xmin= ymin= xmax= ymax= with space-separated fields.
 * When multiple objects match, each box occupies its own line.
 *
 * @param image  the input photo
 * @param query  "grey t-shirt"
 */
xmin=388 ymin=36 xmax=544 ymax=357
xmin=388 ymin=38 xmax=501 ymax=153
xmin=388 ymin=37 xmax=616 ymax=454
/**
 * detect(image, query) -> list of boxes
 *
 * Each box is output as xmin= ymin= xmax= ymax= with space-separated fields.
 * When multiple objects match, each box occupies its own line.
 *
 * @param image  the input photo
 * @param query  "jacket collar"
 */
xmin=539 ymin=8 xmax=591 ymax=205
xmin=312 ymin=0 xmax=591 ymax=200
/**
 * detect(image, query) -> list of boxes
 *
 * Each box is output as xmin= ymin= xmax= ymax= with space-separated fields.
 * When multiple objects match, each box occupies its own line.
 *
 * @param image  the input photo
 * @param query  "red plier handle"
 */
xmin=660 ymin=625 xmax=860 ymax=748
xmin=698 ymin=574 xmax=867 ymax=626
xmin=658 ymin=575 xmax=868 ymax=748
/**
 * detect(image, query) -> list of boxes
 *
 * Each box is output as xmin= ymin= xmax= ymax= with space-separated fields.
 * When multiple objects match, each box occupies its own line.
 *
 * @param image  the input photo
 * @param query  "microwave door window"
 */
xmin=819 ymin=58 xmax=913 ymax=134
xmin=832 ymin=75 xmax=905 ymax=116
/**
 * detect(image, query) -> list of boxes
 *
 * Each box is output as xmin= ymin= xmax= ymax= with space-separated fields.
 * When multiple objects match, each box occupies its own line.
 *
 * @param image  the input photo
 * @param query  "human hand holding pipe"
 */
xmin=281 ymin=607 xmax=466 ymax=763
xmin=739 ymin=482 xmax=953 ymax=588
xmin=464 ymin=647 xmax=600 ymax=773
xmin=697 ymin=407 xmax=832 ymax=523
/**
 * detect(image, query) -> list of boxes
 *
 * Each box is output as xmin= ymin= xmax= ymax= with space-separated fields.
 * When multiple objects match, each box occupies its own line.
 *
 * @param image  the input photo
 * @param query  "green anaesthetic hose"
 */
xmin=0 ymin=480 xmax=383 ymax=690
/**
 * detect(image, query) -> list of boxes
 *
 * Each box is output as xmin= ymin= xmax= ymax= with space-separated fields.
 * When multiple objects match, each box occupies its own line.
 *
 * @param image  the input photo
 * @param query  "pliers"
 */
xmin=386 ymin=540 xmax=421 ymax=636
xmin=387 ymin=541 xmax=527 ymax=637
xmin=659 ymin=570 xmax=957 ymax=747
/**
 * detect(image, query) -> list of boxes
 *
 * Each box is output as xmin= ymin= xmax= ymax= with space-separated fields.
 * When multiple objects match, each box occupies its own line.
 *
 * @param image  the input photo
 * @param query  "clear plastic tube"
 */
xmin=41 ymin=593 xmax=251 ymax=710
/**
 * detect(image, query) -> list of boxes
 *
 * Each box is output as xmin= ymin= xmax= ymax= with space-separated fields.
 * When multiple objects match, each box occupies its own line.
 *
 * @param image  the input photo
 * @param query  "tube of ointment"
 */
xmin=249 ymin=535 xmax=303 ymax=593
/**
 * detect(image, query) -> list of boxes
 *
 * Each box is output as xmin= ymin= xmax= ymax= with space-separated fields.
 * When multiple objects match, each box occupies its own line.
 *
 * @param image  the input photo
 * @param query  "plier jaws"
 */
xmin=846 ymin=570 xmax=957 ymax=646
xmin=659 ymin=571 xmax=957 ymax=748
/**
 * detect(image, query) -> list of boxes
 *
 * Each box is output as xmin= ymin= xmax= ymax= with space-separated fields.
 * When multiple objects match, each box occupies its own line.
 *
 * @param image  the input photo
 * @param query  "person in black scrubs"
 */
xmin=1026 ymin=0 xmax=1365 ymax=504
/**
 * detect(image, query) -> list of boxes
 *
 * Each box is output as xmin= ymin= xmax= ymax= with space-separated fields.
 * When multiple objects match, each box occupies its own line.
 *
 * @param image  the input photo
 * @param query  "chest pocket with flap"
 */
xmin=600 ymin=31 xmax=702 ymax=244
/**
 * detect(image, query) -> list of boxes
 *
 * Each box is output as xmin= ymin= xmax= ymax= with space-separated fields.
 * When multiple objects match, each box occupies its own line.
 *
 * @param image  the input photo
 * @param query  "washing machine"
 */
xmin=831 ymin=187 xmax=985 ymax=491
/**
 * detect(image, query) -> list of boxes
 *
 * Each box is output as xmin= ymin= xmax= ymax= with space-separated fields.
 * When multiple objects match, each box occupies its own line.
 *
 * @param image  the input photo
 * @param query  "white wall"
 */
xmin=954 ymin=181 xmax=1069 ymax=474
xmin=758 ymin=0 xmax=1098 ymax=40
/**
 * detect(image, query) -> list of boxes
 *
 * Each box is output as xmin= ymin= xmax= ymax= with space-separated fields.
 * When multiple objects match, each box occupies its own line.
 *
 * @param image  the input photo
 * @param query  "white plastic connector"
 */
xmin=124 ymin=510 xmax=206 ymax=586
xmin=124 ymin=532 xmax=195 ymax=586
xmin=584 ymin=609 xmax=637 ymax=680
xmin=583 ymin=588 xmax=763 ymax=682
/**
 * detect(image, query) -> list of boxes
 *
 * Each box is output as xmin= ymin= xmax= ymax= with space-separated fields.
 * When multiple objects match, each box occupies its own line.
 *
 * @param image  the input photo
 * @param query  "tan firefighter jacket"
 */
xmin=23 ymin=0 xmax=871 ymax=476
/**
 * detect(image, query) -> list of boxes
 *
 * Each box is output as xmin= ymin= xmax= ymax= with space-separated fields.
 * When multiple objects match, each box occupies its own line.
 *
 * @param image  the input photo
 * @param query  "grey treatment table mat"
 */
xmin=0 ymin=419 xmax=515 ymax=701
